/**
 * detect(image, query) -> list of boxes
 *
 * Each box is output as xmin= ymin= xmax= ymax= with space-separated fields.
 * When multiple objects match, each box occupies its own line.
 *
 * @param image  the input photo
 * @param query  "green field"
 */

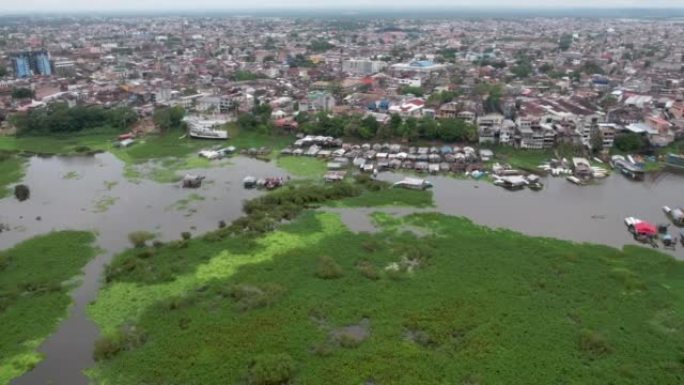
xmin=0 ymin=231 xmax=97 ymax=384
xmin=88 ymin=209 xmax=684 ymax=385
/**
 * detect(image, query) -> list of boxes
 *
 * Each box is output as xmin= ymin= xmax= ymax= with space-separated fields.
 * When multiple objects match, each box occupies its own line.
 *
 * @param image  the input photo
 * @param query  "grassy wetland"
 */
xmin=88 ymin=202 xmax=684 ymax=384
xmin=2 ymin=129 xmax=684 ymax=384
xmin=0 ymin=231 xmax=97 ymax=384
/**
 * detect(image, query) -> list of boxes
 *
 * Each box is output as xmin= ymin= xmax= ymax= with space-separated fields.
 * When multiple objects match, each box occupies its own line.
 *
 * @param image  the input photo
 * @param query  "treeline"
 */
xmin=292 ymin=111 xmax=478 ymax=142
xmin=12 ymin=103 xmax=138 ymax=135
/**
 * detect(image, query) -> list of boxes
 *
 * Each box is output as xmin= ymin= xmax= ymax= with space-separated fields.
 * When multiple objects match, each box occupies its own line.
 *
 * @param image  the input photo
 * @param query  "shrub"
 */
xmin=229 ymin=283 xmax=284 ymax=311
xmin=127 ymin=231 xmax=155 ymax=248
xmin=14 ymin=184 xmax=30 ymax=201
xmin=247 ymin=353 xmax=296 ymax=385
xmin=93 ymin=326 xmax=147 ymax=361
xmin=181 ymin=231 xmax=192 ymax=241
xmin=218 ymin=220 xmax=227 ymax=228
xmin=356 ymin=261 xmax=380 ymax=280
xmin=579 ymin=329 xmax=612 ymax=357
xmin=315 ymin=256 xmax=344 ymax=279
xmin=136 ymin=249 xmax=155 ymax=259
xmin=93 ymin=333 xmax=123 ymax=361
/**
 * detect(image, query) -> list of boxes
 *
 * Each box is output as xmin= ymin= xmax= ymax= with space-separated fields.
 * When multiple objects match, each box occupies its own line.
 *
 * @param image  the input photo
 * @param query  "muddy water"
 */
xmin=334 ymin=171 xmax=684 ymax=259
xmin=0 ymin=153 xmax=288 ymax=385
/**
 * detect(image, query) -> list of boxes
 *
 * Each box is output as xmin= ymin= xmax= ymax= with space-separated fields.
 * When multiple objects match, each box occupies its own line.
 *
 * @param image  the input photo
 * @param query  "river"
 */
xmin=1 ymin=154 xmax=683 ymax=384
xmin=0 ymin=153 xmax=288 ymax=385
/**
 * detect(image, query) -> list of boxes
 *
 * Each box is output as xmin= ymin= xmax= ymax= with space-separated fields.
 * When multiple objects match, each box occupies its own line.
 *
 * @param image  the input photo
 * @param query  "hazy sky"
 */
xmin=3 ymin=0 xmax=684 ymax=13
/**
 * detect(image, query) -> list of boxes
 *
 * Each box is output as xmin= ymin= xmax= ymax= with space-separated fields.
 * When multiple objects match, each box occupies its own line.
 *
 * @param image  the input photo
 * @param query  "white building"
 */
xmin=342 ymin=59 xmax=387 ymax=75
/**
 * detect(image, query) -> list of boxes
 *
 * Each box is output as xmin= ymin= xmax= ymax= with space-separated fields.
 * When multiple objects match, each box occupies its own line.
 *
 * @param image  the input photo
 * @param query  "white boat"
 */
xmin=198 ymin=150 xmax=222 ymax=159
xmin=392 ymin=178 xmax=433 ymax=190
xmin=185 ymin=116 xmax=229 ymax=140
xmin=566 ymin=176 xmax=583 ymax=185
xmin=189 ymin=128 xmax=229 ymax=140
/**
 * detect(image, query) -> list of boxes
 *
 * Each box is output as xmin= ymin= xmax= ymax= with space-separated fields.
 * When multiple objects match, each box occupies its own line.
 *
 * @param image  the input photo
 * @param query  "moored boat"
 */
xmin=662 ymin=205 xmax=684 ymax=226
xmin=243 ymin=176 xmax=257 ymax=189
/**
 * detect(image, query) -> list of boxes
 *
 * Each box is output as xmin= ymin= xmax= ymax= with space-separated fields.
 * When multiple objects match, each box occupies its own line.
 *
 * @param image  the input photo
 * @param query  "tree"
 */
xmin=438 ymin=118 xmax=478 ymax=142
xmin=539 ymin=63 xmax=554 ymax=73
xmin=153 ymin=106 xmax=185 ymax=132
xmin=614 ymin=133 xmax=647 ymax=153
xmin=599 ymin=95 xmax=618 ymax=110
xmin=398 ymin=85 xmax=424 ymax=97
xmin=107 ymin=107 xmax=138 ymax=131
xmin=426 ymin=91 xmax=457 ymax=108
xmin=11 ymin=88 xmax=34 ymax=99
xmin=511 ymin=61 xmax=533 ymax=79
xmin=417 ymin=116 xmax=438 ymax=139
xmin=359 ymin=116 xmax=379 ymax=139
xmin=0 ymin=65 xmax=7 ymax=77
xmin=388 ymin=114 xmax=402 ymax=135
xmin=590 ymin=128 xmax=604 ymax=155
xmin=559 ymin=34 xmax=573 ymax=51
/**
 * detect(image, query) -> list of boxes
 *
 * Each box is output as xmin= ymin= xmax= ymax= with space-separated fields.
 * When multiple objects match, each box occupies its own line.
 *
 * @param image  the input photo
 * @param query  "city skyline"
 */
xmin=3 ymin=0 xmax=684 ymax=13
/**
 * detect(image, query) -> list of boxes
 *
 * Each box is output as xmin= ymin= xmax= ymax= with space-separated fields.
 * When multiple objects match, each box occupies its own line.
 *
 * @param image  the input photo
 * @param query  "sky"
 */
xmin=3 ymin=0 xmax=684 ymax=13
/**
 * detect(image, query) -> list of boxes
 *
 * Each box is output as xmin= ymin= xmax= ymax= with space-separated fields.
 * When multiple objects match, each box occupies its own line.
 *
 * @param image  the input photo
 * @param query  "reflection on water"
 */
xmin=1 ymin=153 xmax=288 ymax=385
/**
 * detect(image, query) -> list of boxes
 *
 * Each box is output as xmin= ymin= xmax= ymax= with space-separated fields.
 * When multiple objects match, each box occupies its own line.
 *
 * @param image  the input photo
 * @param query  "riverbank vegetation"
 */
xmin=89 ymin=210 xmax=684 ymax=385
xmin=0 ymin=231 xmax=97 ymax=385
xmin=11 ymin=104 xmax=137 ymax=136
xmin=276 ymin=156 xmax=327 ymax=179
xmin=0 ymin=151 xmax=25 ymax=198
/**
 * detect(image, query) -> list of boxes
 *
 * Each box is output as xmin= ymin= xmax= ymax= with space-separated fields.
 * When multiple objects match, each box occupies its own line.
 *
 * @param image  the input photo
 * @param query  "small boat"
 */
xmin=662 ymin=233 xmax=676 ymax=250
xmin=526 ymin=175 xmax=543 ymax=191
xmin=182 ymin=174 xmax=205 ymax=188
xmin=493 ymin=175 xmax=527 ymax=191
xmin=665 ymin=153 xmax=684 ymax=170
xmin=662 ymin=206 xmax=684 ymax=226
xmin=566 ymin=176 xmax=583 ymax=185
xmin=243 ymin=176 xmax=257 ymax=189
xmin=392 ymin=178 xmax=433 ymax=190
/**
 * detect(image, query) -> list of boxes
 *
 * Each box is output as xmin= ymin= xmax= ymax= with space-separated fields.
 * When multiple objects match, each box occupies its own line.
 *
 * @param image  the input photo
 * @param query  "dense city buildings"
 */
xmin=0 ymin=14 xmax=682 ymax=152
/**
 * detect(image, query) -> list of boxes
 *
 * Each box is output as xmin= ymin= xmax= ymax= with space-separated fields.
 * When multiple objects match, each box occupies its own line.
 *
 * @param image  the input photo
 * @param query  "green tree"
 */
xmin=559 ymin=34 xmax=573 ymax=51
xmin=590 ymin=128 xmax=604 ymax=154
xmin=614 ymin=133 xmax=647 ymax=153
xmin=388 ymin=114 xmax=402 ymax=136
xmin=359 ymin=115 xmax=379 ymax=139
xmin=398 ymin=86 xmax=424 ymax=97
xmin=108 ymin=107 xmax=138 ymax=131
xmin=153 ymin=106 xmax=185 ymax=132
xmin=0 ymin=65 xmax=7 ymax=77
xmin=11 ymin=88 xmax=34 ymax=99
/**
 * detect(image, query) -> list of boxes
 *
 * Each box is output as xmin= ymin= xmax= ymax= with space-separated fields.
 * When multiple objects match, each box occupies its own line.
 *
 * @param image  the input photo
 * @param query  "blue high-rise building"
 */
xmin=35 ymin=53 xmax=52 ymax=76
xmin=11 ymin=50 xmax=53 ymax=78
xmin=13 ymin=55 xmax=31 ymax=78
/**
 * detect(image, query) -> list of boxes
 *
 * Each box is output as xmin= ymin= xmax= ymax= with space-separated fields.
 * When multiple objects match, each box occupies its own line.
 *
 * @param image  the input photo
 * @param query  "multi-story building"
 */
xmin=12 ymin=50 xmax=52 ymax=78
xmin=342 ymin=59 xmax=387 ymax=75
